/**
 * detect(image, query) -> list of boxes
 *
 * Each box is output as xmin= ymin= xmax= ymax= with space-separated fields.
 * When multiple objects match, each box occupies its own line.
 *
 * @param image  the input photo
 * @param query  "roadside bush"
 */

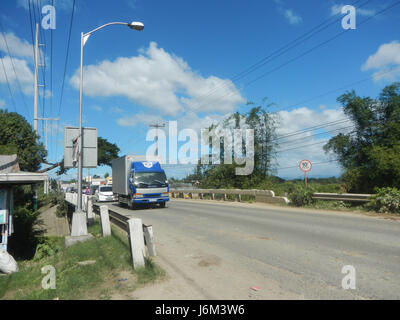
xmin=288 ymin=185 xmax=316 ymax=207
xmin=7 ymin=207 xmax=44 ymax=260
xmin=34 ymin=237 xmax=63 ymax=261
xmin=369 ymin=187 xmax=400 ymax=214
xmin=55 ymin=198 xmax=68 ymax=217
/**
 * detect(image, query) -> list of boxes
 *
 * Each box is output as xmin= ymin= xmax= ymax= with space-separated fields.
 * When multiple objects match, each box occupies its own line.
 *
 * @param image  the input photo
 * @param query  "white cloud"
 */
xmin=117 ymin=113 xmax=163 ymax=127
xmin=17 ymin=0 xmax=73 ymax=11
xmin=358 ymin=8 xmax=376 ymax=17
xmin=91 ymin=105 xmax=102 ymax=112
xmin=362 ymin=41 xmax=400 ymax=81
xmin=110 ymin=106 xmax=123 ymax=113
xmin=284 ymin=9 xmax=303 ymax=25
xmin=70 ymin=42 xmax=245 ymax=116
xmin=276 ymin=107 xmax=348 ymax=136
xmin=331 ymin=4 xmax=376 ymax=16
xmin=0 ymin=32 xmax=34 ymax=60
xmin=0 ymin=56 xmax=34 ymax=94
xmin=274 ymin=1 xmax=302 ymax=25
xmin=117 ymin=111 xmax=224 ymax=136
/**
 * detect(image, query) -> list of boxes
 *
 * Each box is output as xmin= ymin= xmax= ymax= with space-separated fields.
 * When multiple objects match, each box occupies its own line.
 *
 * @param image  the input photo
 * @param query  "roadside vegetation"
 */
xmin=0 ymin=221 xmax=165 ymax=300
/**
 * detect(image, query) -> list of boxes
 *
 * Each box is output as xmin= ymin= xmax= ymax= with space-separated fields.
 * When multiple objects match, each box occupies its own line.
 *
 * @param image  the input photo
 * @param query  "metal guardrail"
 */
xmin=169 ymin=188 xmax=373 ymax=203
xmin=170 ymin=188 xmax=275 ymax=196
xmin=169 ymin=188 xmax=289 ymax=204
xmin=312 ymin=193 xmax=373 ymax=202
xmin=92 ymin=203 xmax=130 ymax=232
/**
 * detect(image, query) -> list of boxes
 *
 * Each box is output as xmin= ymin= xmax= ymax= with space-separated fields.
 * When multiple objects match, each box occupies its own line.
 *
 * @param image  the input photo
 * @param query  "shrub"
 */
xmin=369 ymin=187 xmax=400 ymax=214
xmin=34 ymin=237 xmax=63 ymax=261
xmin=288 ymin=185 xmax=316 ymax=207
xmin=56 ymin=198 xmax=68 ymax=217
xmin=7 ymin=207 xmax=44 ymax=260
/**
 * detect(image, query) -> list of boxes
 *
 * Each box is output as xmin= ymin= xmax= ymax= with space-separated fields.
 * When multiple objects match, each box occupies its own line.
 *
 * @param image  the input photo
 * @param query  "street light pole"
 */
xmin=71 ymin=20 xmax=144 ymax=237
xmin=77 ymin=31 xmax=84 ymax=212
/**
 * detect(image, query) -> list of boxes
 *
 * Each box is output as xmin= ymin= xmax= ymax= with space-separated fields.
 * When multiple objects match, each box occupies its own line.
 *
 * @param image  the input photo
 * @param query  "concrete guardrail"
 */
xmin=64 ymin=193 xmax=155 ymax=269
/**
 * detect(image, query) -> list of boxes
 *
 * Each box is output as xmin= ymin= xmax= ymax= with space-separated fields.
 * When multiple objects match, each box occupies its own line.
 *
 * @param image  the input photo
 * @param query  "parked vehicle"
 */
xmin=112 ymin=155 xmax=169 ymax=209
xmin=95 ymin=185 xmax=117 ymax=202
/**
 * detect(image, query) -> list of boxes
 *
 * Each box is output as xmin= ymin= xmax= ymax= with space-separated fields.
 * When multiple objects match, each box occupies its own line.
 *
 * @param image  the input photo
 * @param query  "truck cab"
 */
xmin=129 ymin=161 xmax=170 ymax=208
xmin=112 ymin=155 xmax=169 ymax=209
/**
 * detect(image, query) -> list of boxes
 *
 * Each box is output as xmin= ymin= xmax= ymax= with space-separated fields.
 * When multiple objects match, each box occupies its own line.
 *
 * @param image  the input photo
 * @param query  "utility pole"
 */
xmin=33 ymin=24 xmax=39 ymax=134
xmin=37 ymin=117 xmax=60 ymax=194
xmin=149 ymin=123 xmax=165 ymax=156
xmin=33 ymin=23 xmax=46 ymax=209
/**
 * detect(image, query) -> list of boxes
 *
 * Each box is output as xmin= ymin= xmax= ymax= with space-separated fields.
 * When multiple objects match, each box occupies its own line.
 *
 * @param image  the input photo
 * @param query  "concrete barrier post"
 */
xmin=236 ymin=194 xmax=241 ymax=202
xmin=99 ymin=205 xmax=111 ymax=237
xmin=223 ymin=193 xmax=227 ymax=201
xmin=127 ymin=218 xmax=146 ymax=269
xmin=87 ymin=198 xmax=95 ymax=225
xmin=143 ymin=225 xmax=156 ymax=257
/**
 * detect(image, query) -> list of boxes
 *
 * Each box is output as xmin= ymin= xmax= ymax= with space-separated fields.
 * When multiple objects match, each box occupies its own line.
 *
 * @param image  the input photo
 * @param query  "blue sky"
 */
xmin=1 ymin=0 xmax=400 ymax=181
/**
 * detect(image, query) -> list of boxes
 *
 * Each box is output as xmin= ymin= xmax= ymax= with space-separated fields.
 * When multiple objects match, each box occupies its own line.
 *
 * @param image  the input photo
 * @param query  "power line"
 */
xmin=275 ymin=125 xmax=355 ymax=145
xmin=184 ymin=0 xmax=372 ymax=112
xmin=244 ymin=1 xmax=400 ymax=88
xmin=55 ymin=0 xmax=76 ymax=164
xmin=274 ymin=119 xmax=352 ymax=141
xmin=27 ymin=0 xmax=35 ymax=61
xmin=0 ymin=23 xmax=31 ymax=117
xmin=188 ymin=0 xmax=398 ymax=114
xmin=0 ymin=54 xmax=17 ymax=112
xmin=57 ymin=0 xmax=76 ymax=118
xmin=276 ymin=159 xmax=340 ymax=171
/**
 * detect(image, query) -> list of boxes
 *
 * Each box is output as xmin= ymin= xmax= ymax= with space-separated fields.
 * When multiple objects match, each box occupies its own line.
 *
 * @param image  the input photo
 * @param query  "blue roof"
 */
xmin=131 ymin=161 xmax=163 ymax=172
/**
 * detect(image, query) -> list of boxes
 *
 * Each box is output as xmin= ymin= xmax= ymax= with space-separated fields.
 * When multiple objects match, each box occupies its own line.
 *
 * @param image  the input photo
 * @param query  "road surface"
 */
xmin=105 ymin=199 xmax=400 ymax=299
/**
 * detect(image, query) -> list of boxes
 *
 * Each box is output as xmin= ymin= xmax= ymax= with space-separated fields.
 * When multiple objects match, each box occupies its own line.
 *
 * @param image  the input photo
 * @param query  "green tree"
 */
xmin=104 ymin=172 xmax=109 ymax=179
xmin=0 ymin=110 xmax=46 ymax=172
xmin=197 ymin=100 xmax=278 ymax=188
xmin=98 ymin=137 xmax=120 ymax=167
xmin=324 ymin=82 xmax=400 ymax=193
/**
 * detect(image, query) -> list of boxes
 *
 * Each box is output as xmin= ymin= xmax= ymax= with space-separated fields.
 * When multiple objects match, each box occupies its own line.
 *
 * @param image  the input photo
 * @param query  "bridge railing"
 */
xmin=64 ymin=192 xmax=155 ymax=269
xmin=169 ymin=188 xmax=290 ymax=204
xmin=169 ymin=189 xmax=373 ymax=203
xmin=312 ymin=192 xmax=372 ymax=202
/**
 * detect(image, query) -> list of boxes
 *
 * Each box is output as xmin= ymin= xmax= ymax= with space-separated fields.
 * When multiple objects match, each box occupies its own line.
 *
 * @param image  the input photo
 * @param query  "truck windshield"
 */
xmin=134 ymin=172 xmax=167 ymax=187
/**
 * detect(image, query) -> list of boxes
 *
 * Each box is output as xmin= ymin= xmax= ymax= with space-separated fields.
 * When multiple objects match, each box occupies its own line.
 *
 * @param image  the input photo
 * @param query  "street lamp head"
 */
xmin=128 ymin=21 xmax=144 ymax=31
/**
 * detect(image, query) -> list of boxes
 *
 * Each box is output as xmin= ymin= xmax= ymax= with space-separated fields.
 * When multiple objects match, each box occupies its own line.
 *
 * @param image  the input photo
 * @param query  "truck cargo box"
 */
xmin=112 ymin=155 xmax=162 ymax=196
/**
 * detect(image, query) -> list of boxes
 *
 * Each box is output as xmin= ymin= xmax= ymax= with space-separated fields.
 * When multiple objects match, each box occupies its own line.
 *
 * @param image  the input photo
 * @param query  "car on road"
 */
xmin=90 ymin=184 xmax=99 ymax=195
xmin=95 ymin=185 xmax=117 ymax=202
xmin=66 ymin=186 xmax=77 ymax=193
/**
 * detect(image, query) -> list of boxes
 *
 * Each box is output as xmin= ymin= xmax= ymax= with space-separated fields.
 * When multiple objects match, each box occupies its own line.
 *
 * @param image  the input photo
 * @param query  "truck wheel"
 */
xmin=130 ymin=198 xmax=136 ymax=210
xmin=160 ymin=202 xmax=166 ymax=208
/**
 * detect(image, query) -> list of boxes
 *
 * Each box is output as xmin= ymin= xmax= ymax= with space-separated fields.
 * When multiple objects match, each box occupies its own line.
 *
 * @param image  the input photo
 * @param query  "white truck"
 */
xmin=112 ymin=155 xmax=170 ymax=209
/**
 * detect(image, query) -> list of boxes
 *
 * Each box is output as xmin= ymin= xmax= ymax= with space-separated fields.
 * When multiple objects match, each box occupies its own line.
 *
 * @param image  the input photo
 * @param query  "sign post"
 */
xmin=299 ymin=160 xmax=312 ymax=188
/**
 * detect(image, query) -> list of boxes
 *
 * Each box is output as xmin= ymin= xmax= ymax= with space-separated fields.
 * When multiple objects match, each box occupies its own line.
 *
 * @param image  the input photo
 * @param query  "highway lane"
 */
xmin=106 ymin=199 xmax=400 ymax=299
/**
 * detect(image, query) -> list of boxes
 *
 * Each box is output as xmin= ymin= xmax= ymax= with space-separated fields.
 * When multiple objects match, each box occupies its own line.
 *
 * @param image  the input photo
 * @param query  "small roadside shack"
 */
xmin=0 ymin=155 xmax=47 ymax=251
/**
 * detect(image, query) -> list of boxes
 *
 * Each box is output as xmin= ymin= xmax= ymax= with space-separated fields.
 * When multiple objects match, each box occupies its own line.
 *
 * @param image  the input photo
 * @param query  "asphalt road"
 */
xmin=106 ymin=199 xmax=400 ymax=299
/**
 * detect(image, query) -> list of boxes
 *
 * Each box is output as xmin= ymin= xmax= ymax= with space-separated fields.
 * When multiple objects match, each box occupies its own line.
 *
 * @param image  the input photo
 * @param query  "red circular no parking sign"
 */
xmin=299 ymin=160 xmax=312 ymax=172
